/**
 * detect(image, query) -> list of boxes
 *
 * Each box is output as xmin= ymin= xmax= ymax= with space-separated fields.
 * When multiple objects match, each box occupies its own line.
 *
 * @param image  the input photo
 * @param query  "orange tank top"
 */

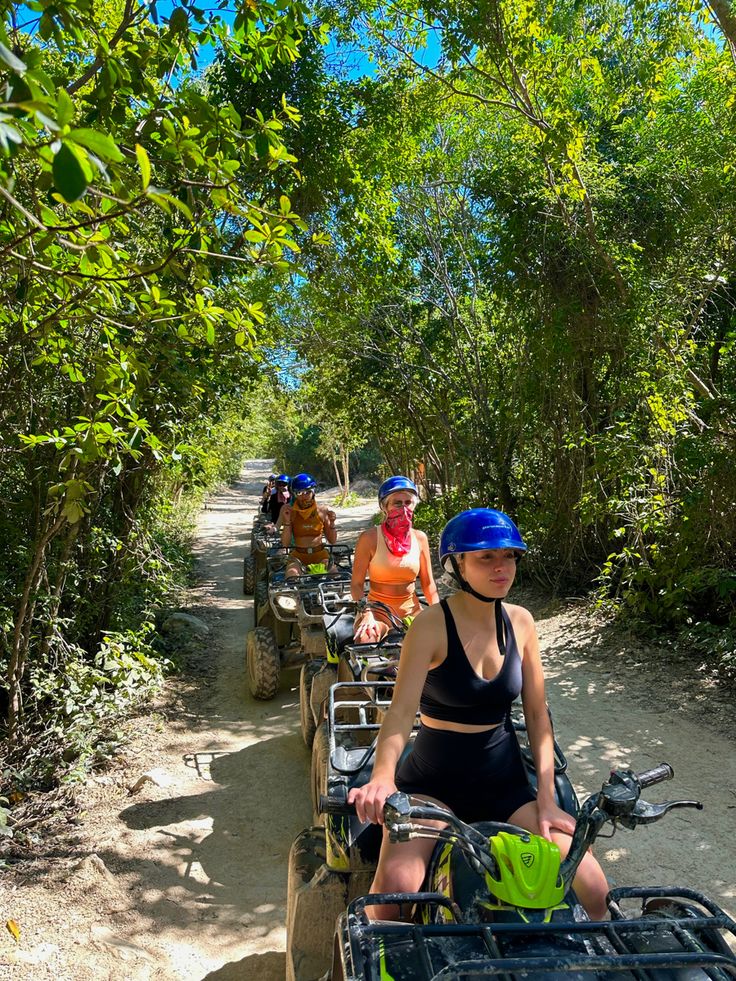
xmin=367 ymin=528 xmax=421 ymax=618
xmin=291 ymin=500 xmax=323 ymax=540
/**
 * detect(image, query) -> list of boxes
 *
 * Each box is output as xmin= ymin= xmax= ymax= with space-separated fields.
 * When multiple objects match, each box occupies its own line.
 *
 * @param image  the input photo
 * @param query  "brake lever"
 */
xmin=618 ymin=798 xmax=703 ymax=829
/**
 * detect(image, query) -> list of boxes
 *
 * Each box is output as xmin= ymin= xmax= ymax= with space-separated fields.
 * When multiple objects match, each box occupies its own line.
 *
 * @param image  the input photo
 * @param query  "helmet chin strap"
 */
xmin=449 ymin=557 xmax=507 ymax=656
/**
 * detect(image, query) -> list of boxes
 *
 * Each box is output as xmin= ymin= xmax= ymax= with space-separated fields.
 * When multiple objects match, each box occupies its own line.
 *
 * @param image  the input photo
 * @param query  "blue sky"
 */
xmin=155 ymin=0 xmax=443 ymax=79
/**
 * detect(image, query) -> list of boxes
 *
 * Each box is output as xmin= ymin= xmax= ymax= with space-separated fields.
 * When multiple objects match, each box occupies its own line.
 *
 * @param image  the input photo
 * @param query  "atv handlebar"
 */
xmin=320 ymin=794 xmax=356 ymax=816
xmin=637 ymin=762 xmax=674 ymax=788
xmin=320 ymin=762 xmax=702 ymax=899
xmin=319 ymin=763 xmax=679 ymax=819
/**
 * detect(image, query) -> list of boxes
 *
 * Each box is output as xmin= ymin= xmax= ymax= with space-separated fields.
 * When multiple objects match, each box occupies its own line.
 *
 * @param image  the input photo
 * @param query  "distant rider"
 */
xmin=351 ymin=476 xmax=439 ymax=641
xmin=260 ymin=473 xmax=277 ymax=513
xmin=278 ymin=473 xmax=337 ymax=577
xmin=266 ymin=474 xmax=290 ymax=525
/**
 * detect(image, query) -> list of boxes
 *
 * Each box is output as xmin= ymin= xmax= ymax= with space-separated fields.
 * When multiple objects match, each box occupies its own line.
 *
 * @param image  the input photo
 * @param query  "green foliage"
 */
xmin=334 ymin=490 xmax=360 ymax=507
xmin=413 ymin=491 xmax=476 ymax=543
xmin=0 ymin=0 xmax=320 ymax=771
xmin=7 ymin=625 xmax=169 ymax=791
xmin=278 ymin=421 xmax=333 ymax=480
xmin=271 ymin=0 xmax=736 ymax=679
xmin=679 ymin=621 xmax=736 ymax=687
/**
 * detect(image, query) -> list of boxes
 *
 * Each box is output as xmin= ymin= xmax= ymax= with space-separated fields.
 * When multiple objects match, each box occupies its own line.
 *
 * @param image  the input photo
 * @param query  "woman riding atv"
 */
xmin=348 ymin=508 xmax=609 ymax=921
xmin=351 ymin=476 xmax=439 ymax=642
xmin=278 ymin=473 xmax=337 ymax=577
xmin=266 ymin=473 xmax=291 ymax=525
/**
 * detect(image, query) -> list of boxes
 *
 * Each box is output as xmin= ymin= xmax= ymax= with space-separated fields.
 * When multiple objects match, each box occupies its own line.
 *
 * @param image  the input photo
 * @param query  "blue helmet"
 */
xmin=378 ymin=475 xmax=419 ymax=503
xmin=439 ymin=508 xmax=526 ymax=571
xmin=275 ymin=473 xmax=290 ymax=485
xmin=291 ymin=472 xmax=316 ymax=493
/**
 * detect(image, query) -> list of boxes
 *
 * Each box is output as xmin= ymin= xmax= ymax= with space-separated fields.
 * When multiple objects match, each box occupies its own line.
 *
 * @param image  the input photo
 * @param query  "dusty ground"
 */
xmin=2 ymin=460 xmax=735 ymax=980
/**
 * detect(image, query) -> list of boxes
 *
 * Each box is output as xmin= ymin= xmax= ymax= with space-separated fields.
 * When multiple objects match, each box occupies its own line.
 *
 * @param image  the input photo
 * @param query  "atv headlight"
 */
xmin=276 ymin=594 xmax=298 ymax=612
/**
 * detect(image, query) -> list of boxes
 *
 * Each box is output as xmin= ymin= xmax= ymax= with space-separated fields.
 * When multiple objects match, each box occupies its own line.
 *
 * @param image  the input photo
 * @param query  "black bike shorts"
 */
xmin=395 ymin=714 xmax=536 ymax=825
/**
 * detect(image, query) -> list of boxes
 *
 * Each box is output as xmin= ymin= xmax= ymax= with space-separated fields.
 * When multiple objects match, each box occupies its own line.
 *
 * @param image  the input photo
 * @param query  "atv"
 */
xmin=286 ymin=686 xmax=578 ymax=981
xmin=300 ymin=589 xmax=410 ymax=754
xmin=321 ymin=763 xmax=736 ymax=981
xmin=242 ymin=516 xmax=281 ymax=595
xmin=245 ymin=544 xmax=353 ymax=701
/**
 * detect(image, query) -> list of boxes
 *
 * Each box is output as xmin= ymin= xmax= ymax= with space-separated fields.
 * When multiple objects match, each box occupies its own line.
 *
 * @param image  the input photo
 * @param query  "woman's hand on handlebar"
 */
xmin=354 ymin=610 xmax=382 ymax=644
xmin=347 ymin=777 xmax=398 ymax=825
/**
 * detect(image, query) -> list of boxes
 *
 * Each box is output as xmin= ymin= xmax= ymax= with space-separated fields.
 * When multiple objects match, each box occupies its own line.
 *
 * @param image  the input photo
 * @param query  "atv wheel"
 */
xmin=299 ymin=662 xmax=322 ymax=749
xmin=242 ymin=554 xmax=256 ymax=595
xmin=246 ymin=627 xmax=281 ymax=699
xmin=286 ymin=828 xmax=339 ymax=981
xmin=311 ymin=722 xmax=330 ymax=825
xmin=255 ymin=576 xmax=269 ymax=623
xmin=309 ymin=664 xmax=337 ymax=731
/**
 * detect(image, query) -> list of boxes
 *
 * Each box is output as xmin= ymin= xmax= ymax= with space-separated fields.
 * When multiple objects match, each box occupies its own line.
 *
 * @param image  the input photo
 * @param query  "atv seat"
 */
xmin=324 ymin=612 xmax=356 ymax=658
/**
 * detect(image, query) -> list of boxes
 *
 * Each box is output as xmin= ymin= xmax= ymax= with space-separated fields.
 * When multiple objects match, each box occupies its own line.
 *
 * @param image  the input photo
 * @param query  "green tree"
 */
xmin=0 ymin=0 xmax=318 ymax=747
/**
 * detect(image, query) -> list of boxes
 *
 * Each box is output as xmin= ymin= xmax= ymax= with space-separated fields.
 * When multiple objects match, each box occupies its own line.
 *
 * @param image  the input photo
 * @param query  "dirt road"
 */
xmin=2 ymin=461 xmax=734 ymax=980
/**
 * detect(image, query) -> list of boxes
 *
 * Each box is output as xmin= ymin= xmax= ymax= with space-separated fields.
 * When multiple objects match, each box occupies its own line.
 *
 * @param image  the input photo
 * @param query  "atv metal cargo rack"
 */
xmin=326 ymin=681 xmax=419 ymax=783
xmin=338 ymin=887 xmax=736 ymax=980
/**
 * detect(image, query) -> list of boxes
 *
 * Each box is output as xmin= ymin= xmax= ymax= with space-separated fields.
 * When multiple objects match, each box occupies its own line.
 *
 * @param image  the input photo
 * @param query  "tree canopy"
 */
xmin=2 ymin=0 xmax=735 ymax=787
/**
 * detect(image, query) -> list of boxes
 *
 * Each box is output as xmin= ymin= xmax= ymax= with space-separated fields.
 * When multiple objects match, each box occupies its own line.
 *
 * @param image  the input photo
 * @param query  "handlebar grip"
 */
xmin=318 ymin=795 xmax=357 ymax=816
xmin=636 ymin=763 xmax=674 ymax=788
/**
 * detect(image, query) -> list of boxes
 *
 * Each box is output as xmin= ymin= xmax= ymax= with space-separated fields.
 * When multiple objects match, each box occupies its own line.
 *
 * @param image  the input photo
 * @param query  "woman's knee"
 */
xmin=507 ymin=800 xmax=542 ymax=835
xmin=373 ymin=841 xmax=431 ymax=894
xmin=373 ymin=860 xmax=424 ymax=895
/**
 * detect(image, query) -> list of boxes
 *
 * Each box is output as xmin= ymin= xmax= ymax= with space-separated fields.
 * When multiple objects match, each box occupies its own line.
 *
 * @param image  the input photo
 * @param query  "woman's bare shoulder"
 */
xmin=410 ymin=600 xmax=444 ymax=631
xmin=404 ymin=601 xmax=445 ymax=662
xmin=503 ymin=601 xmax=536 ymax=634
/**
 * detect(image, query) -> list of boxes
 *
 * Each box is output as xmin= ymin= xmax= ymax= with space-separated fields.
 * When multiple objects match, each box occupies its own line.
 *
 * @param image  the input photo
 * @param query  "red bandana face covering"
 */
xmin=381 ymin=505 xmax=414 ymax=556
xmin=276 ymin=487 xmax=290 ymax=504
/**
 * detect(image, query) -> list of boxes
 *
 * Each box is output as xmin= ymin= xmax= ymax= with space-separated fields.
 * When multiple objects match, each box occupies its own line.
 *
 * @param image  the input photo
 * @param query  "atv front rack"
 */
xmin=342 ymin=639 xmax=404 ymax=683
xmin=269 ymin=570 xmax=353 ymax=623
xmin=322 ymin=683 xmax=421 ymax=873
xmin=252 ymin=531 xmax=283 ymax=554
xmin=339 ymin=887 xmax=736 ymax=980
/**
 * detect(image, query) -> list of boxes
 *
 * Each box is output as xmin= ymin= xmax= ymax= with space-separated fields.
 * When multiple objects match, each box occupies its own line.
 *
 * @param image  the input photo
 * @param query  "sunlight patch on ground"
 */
xmin=602 ymin=847 xmax=630 ymax=864
xmin=184 ymin=859 xmax=211 ymax=886
xmin=556 ymin=677 xmax=581 ymax=696
xmin=566 ymin=735 xmax=594 ymax=753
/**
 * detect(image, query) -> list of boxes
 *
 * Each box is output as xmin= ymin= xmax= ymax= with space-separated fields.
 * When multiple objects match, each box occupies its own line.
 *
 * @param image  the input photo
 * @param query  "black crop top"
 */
xmin=419 ymin=599 xmax=523 ymax=726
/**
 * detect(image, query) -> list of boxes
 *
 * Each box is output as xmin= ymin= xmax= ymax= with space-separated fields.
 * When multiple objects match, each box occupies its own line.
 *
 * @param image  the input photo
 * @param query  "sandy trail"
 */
xmin=2 ymin=460 xmax=734 ymax=980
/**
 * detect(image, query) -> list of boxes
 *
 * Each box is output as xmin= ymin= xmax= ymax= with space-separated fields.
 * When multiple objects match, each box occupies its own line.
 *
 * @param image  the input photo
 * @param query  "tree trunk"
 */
xmin=706 ymin=0 xmax=736 ymax=62
xmin=6 ymin=514 xmax=66 ymax=743
xmin=341 ymin=445 xmax=350 ymax=499
xmin=89 ymin=460 xmax=149 ymax=646
xmin=38 ymin=520 xmax=82 ymax=662
xmin=332 ymin=452 xmax=343 ymax=498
